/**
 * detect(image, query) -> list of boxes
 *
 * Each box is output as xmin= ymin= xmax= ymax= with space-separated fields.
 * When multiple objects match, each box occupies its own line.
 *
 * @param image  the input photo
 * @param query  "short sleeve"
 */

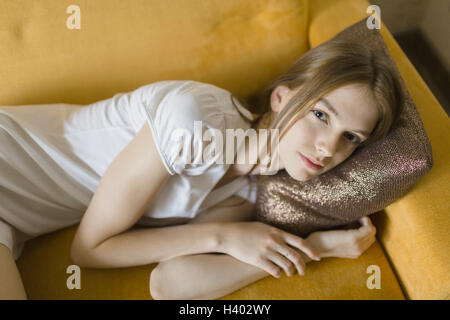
xmin=232 ymin=176 xmax=258 ymax=204
xmin=142 ymin=83 xmax=227 ymax=176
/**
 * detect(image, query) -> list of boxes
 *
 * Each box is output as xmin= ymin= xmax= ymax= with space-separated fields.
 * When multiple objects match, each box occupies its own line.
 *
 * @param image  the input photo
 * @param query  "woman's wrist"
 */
xmin=304 ymin=232 xmax=329 ymax=259
xmin=302 ymin=237 xmax=320 ymax=262
xmin=213 ymin=222 xmax=234 ymax=254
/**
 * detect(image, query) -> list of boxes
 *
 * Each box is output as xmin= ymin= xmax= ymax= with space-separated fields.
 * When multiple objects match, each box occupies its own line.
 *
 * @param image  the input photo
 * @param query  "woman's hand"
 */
xmin=216 ymin=221 xmax=321 ymax=278
xmin=306 ymin=217 xmax=377 ymax=259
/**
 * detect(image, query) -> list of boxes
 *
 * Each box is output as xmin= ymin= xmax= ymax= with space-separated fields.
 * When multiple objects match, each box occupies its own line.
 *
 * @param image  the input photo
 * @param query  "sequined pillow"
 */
xmin=254 ymin=17 xmax=434 ymax=238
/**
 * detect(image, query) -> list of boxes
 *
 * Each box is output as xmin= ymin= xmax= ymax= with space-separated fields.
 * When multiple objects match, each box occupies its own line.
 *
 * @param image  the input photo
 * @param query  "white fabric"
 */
xmin=0 ymin=80 xmax=257 ymax=260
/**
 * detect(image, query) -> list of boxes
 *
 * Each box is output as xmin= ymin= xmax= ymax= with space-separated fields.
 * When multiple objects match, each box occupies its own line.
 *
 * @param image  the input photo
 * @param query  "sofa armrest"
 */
xmin=308 ymin=0 xmax=450 ymax=300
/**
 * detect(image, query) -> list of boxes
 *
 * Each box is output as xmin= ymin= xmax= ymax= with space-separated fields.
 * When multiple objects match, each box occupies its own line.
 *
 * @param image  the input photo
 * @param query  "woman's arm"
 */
xmin=151 ymin=225 xmax=374 ymax=300
xmin=150 ymin=198 xmax=375 ymax=299
xmin=151 ymin=253 xmax=290 ymax=300
xmin=70 ymin=122 xmax=222 ymax=268
xmin=151 ymin=246 xmax=313 ymax=300
xmin=150 ymin=196 xmax=267 ymax=300
xmin=150 ymin=196 xmax=315 ymax=300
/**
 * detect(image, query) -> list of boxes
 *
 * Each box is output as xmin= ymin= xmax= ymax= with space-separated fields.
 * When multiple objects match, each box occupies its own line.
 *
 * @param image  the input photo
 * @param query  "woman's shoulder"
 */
xmin=138 ymin=80 xmax=255 ymax=123
xmin=150 ymin=81 xmax=253 ymax=129
xmin=137 ymin=79 xmax=231 ymax=104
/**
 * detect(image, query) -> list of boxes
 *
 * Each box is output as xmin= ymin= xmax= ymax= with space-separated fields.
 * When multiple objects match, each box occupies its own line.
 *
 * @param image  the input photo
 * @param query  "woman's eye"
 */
xmin=313 ymin=110 xmax=327 ymax=122
xmin=345 ymin=133 xmax=361 ymax=144
xmin=313 ymin=110 xmax=361 ymax=145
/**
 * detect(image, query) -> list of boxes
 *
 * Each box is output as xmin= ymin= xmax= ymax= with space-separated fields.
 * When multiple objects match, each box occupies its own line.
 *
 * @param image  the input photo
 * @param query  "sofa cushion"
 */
xmin=16 ymin=225 xmax=404 ymax=299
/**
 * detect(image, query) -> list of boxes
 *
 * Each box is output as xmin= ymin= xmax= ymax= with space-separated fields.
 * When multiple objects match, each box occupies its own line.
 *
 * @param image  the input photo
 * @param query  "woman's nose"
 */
xmin=316 ymin=135 xmax=339 ymax=157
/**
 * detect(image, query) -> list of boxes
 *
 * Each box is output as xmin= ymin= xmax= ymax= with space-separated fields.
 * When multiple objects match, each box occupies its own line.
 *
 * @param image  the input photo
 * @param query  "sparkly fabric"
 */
xmin=255 ymin=18 xmax=434 ymax=238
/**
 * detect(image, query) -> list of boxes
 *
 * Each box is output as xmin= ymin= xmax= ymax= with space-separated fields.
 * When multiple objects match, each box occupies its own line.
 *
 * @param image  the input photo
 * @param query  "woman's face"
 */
xmin=271 ymin=83 xmax=380 ymax=181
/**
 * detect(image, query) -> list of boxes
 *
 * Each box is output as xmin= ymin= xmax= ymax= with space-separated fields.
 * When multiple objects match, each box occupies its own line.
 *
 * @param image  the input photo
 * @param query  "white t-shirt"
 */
xmin=0 ymin=80 xmax=258 ymax=260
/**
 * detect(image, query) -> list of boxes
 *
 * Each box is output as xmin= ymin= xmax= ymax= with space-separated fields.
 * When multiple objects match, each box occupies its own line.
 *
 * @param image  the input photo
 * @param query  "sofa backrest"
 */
xmin=0 ymin=0 xmax=309 ymax=106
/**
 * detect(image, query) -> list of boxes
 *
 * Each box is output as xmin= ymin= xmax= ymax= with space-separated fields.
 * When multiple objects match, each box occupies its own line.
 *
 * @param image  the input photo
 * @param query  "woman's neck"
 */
xmin=231 ymin=112 xmax=281 ymax=177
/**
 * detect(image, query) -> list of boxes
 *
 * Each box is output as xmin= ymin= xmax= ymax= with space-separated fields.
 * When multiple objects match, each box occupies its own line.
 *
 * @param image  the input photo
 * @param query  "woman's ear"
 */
xmin=271 ymin=85 xmax=304 ymax=113
xmin=270 ymin=85 xmax=292 ymax=113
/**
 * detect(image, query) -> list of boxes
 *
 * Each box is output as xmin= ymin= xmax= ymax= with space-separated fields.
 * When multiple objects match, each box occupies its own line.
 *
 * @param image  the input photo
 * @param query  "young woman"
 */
xmin=148 ymin=39 xmax=404 ymax=300
xmin=0 ymin=39 xmax=404 ymax=300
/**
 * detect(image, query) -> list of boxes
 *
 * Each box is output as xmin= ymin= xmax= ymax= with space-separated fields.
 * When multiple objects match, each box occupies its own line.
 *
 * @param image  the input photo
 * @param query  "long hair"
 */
xmin=237 ymin=39 xmax=405 ymax=178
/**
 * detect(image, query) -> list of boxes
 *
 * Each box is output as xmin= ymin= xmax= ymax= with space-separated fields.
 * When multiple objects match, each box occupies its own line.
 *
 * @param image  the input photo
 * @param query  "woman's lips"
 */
xmin=298 ymin=152 xmax=322 ymax=171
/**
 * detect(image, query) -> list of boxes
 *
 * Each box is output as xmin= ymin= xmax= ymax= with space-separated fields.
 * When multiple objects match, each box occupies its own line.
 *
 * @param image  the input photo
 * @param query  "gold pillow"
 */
xmin=254 ymin=18 xmax=433 ymax=237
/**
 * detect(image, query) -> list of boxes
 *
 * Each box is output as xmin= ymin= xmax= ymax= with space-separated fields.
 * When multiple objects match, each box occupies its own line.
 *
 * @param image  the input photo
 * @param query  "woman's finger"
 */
xmin=266 ymin=248 xmax=304 ymax=276
xmin=357 ymin=217 xmax=376 ymax=236
xmin=361 ymin=216 xmax=375 ymax=229
xmin=261 ymin=259 xmax=284 ymax=278
xmin=359 ymin=216 xmax=370 ymax=226
xmin=283 ymin=233 xmax=321 ymax=261
xmin=270 ymin=242 xmax=307 ymax=276
xmin=360 ymin=234 xmax=376 ymax=253
xmin=257 ymin=258 xmax=284 ymax=278
xmin=366 ymin=218 xmax=376 ymax=234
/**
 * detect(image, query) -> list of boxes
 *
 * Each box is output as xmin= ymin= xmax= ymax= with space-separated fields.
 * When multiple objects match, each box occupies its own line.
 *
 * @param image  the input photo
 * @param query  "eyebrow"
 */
xmin=318 ymin=97 xmax=370 ymax=138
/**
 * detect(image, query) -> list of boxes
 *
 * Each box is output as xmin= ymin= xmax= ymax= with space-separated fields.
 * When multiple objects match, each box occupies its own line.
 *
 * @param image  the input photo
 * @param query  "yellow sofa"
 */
xmin=2 ymin=0 xmax=448 ymax=299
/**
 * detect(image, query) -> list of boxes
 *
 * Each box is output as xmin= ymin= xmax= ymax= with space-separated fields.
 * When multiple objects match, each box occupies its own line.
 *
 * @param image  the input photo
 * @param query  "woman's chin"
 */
xmin=286 ymin=166 xmax=313 ymax=182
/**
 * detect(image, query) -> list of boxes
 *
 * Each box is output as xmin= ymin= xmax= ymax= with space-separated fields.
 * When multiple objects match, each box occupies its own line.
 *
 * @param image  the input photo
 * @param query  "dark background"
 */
xmin=370 ymin=0 xmax=450 ymax=116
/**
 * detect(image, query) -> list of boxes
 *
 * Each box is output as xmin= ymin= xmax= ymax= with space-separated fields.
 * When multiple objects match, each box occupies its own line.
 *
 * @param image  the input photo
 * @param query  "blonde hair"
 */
xmin=238 ymin=39 xmax=405 ymax=177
